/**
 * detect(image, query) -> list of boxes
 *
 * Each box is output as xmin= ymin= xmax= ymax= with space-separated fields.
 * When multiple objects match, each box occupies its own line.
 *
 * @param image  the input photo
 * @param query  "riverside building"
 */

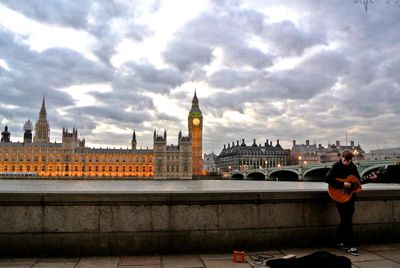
xmin=0 ymin=93 xmax=202 ymax=179
xmin=215 ymin=138 xmax=290 ymax=173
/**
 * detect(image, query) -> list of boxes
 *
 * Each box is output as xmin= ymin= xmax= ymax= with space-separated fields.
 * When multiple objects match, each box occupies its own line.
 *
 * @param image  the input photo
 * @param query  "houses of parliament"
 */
xmin=0 ymin=92 xmax=203 ymax=179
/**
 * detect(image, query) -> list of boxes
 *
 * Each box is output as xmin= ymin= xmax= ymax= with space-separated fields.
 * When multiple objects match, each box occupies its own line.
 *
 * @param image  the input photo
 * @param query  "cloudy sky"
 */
xmin=1 ymin=0 xmax=399 ymax=154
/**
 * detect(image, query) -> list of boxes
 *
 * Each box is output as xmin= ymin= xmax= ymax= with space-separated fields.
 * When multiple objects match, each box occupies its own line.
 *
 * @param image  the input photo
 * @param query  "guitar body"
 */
xmin=328 ymin=175 xmax=362 ymax=203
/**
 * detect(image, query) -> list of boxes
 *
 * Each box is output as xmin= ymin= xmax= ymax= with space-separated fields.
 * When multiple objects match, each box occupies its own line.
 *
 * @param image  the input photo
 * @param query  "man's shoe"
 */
xmin=336 ymin=243 xmax=348 ymax=250
xmin=347 ymin=247 xmax=359 ymax=256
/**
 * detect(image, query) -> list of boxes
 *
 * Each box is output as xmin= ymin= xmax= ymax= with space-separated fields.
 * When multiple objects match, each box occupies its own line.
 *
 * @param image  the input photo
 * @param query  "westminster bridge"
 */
xmin=230 ymin=159 xmax=400 ymax=181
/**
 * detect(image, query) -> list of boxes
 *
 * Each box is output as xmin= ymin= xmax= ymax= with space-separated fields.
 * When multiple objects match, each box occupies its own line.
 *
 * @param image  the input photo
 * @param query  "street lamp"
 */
xmin=353 ymin=150 xmax=359 ymax=160
xmin=298 ymin=156 xmax=303 ymax=181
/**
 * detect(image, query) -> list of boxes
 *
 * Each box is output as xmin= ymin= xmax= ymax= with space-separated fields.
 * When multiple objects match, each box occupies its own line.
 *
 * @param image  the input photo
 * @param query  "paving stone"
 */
xmin=352 ymin=259 xmax=400 ymax=268
xmin=37 ymin=258 xmax=80 ymax=263
xmin=202 ymin=259 xmax=251 ymax=268
xmin=371 ymin=249 xmax=400 ymax=263
xmin=162 ymin=255 xmax=204 ymax=268
xmin=198 ymin=253 xmax=232 ymax=261
xmin=33 ymin=262 xmax=76 ymax=268
xmin=361 ymin=244 xmax=399 ymax=251
xmin=119 ymin=256 xmax=160 ymax=266
xmin=0 ymin=258 xmax=38 ymax=265
xmin=0 ymin=265 xmax=33 ymax=268
xmin=75 ymin=257 xmax=119 ymax=268
xmin=345 ymin=249 xmax=384 ymax=263
xmin=118 ymin=265 xmax=160 ymax=268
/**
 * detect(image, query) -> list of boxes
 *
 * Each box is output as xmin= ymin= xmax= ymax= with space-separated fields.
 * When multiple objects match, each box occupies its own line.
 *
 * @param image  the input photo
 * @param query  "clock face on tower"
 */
xmin=192 ymin=118 xmax=200 ymax=126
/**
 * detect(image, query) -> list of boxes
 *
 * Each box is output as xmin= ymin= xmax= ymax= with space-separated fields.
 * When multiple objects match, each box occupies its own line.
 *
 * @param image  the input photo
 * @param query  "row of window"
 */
xmin=1 ymin=164 xmax=152 ymax=172
xmin=0 ymin=157 xmax=153 ymax=163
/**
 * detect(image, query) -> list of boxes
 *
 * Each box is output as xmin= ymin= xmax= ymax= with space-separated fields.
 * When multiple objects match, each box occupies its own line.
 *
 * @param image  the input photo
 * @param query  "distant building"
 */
xmin=291 ymin=140 xmax=365 ymax=164
xmin=366 ymin=148 xmax=400 ymax=160
xmin=203 ymin=152 xmax=217 ymax=174
xmin=291 ymin=140 xmax=320 ymax=164
xmin=215 ymin=138 xmax=289 ymax=172
xmin=0 ymin=93 xmax=200 ymax=179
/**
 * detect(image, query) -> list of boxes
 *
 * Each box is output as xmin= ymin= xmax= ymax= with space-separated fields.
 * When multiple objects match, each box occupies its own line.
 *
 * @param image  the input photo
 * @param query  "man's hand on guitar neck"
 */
xmin=369 ymin=173 xmax=378 ymax=180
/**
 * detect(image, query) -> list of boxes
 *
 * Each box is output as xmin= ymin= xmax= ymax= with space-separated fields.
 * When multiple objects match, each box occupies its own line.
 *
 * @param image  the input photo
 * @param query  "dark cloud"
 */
xmin=1 ymin=0 xmax=399 ymax=153
xmin=114 ymin=62 xmax=183 ymax=93
xmin=208 ymin=69 xmax=259 ymax=89
xmin=262 ymin=20 xmax=326 ymax=56
xmin=163 ymin=40 xmax=213 ymax=71
xmin=163 ymin=8 xmax=274 ymax=72
xmin=1 ymin=0 xmax=91 ymax=29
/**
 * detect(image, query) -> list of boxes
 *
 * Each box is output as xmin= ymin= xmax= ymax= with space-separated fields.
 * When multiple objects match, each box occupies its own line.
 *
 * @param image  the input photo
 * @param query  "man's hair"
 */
xmin=341 ymin=149 xmax=354 ymax=160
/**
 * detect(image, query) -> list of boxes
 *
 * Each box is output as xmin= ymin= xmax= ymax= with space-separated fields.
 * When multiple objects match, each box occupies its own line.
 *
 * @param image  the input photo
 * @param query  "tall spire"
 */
xmin=192 ymin=89 xmax=199 ymax=107
xmin=39 ymin=95 xmax=47 ymax=120
xmin=132 ymin=130 xmax=136 ymax=142
xmin=189 ymin=89 xmax=201 ymax=114
xmin=33 ymin=96 xmax=50 ymax=143
xmin=131 ymin=130 xmax=137 ymax=150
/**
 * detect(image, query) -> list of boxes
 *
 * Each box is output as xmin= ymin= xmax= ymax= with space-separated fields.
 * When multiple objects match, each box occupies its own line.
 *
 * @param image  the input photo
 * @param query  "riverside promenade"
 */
xmin=1 ymin=243 xmax=400 ymax=267
xmin=1 ymin=179 xmax=400 ymax=267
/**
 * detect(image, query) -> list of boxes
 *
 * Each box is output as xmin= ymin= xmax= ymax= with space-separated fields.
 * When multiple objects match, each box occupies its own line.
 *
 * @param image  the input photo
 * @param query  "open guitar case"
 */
xmin=266 ymin=251 xmax=351 ymax=268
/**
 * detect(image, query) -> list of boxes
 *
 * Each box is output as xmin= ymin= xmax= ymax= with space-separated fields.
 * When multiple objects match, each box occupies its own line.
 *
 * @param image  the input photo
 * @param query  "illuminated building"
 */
xmin=0 ymin=94 xmax=197 ymax=179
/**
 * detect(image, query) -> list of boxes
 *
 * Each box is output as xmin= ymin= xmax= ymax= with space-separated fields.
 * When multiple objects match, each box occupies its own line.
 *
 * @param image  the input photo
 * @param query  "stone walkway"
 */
xmin=1 ymin=243 xmax=400 ymax=267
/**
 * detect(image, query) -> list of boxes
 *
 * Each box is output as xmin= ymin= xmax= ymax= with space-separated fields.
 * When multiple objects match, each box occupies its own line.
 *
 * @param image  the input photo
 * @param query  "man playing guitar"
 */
xmin=325 ymin=149 xmax=365 ymax=256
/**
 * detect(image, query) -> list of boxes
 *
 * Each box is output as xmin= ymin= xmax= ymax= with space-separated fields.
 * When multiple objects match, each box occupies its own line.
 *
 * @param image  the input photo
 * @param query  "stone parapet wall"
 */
xmin=0 ymin=180 xmax=399 ymax=256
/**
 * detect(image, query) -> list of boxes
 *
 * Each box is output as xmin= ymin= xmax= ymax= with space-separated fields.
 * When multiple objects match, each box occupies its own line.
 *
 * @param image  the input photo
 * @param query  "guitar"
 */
xmin=328 ymin=165 xmax=387 ymax=203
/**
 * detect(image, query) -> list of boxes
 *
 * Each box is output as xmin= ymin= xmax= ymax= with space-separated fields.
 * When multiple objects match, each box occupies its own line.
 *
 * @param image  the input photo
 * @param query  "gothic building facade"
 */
xmin=0 ymin=93 xmax=201 ymax=179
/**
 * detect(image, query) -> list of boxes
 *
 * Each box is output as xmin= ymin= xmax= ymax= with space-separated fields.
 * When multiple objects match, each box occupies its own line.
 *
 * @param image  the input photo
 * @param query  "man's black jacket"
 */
xmin=325 ymin=159 xmax=361 ymax=189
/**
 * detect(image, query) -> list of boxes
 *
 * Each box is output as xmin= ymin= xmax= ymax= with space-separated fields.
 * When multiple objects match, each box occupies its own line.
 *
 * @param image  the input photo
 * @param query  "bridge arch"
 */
xmin=231 ymin=173 xmax=245 ymax=180
xmin=360 ymin=165 xmax=388 ymax=177
xmin=303 ymin=167 xmax=330 ymax=181
xmin=269 ymin=169 xmax=298 ymax=181
xmin=246 ymin=171 xmax=266 ymax=180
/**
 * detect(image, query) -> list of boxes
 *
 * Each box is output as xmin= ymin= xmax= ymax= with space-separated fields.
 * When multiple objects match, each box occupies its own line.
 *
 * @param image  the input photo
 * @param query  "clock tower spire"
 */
xmin=188 ymin=90 xmax=203 ymax=177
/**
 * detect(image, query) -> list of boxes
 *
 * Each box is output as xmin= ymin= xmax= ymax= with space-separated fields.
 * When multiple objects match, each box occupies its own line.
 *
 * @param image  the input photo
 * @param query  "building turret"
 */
xmin=78 ymin=138 xmax=85 ymax=148
xmin=62 ymin=127 xmax=78 ymax=149
xmin=1 ymin=125 xmax=10 ymax=142
xmin=23 ymin=119 xmax=33 ymax=144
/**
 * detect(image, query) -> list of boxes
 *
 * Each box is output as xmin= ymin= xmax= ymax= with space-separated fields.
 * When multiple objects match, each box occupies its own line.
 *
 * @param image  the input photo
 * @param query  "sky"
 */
xmin=0 ymin=0 xmax=399 ymax=154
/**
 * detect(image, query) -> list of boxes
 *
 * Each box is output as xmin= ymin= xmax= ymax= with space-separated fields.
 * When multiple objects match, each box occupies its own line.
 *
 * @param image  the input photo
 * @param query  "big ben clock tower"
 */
xmin=188 ymin=91 xmax=203 ymax=177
